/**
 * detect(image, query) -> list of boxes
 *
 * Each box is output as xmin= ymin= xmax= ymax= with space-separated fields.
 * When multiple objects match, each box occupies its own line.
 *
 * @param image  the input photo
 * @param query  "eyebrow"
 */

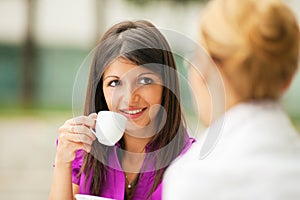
xmin=138 ymin=72 xmax=156 ymax=77
xmin=103 ymin=75 xmax=119 ymax=81
xmin=103 ymin=72 xmax=157 ymax=81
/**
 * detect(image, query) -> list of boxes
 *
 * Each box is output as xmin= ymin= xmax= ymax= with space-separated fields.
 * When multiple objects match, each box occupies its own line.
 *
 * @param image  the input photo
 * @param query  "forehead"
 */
xmin=103 ymin=58 xmax=156 ymax=77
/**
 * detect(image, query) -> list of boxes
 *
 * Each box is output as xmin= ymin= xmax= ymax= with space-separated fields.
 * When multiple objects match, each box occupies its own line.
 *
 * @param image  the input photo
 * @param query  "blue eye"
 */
xmin=139 ymin=77 xmax=154 ymax=85
xmin=108 ymin=80 xmax=121 ymax=87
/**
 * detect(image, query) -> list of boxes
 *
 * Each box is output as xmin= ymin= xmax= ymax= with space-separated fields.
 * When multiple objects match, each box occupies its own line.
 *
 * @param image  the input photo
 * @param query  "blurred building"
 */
xmin=0 ymin=0 xmax=299 ymax=117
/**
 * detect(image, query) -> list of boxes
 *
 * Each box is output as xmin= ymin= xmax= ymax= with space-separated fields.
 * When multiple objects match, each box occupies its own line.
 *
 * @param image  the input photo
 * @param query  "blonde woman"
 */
xmin=163 ymin=0 xmax=300 ymax=199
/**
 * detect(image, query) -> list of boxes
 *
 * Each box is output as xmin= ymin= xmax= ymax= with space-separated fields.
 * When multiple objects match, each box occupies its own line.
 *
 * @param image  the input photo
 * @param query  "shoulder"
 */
xmin=72 ymin=149 xmax=86 ymax=169
xmin=206 ymin=102 xmax=300 ymax=159
xmin=180 ymin=137 xmax=196 ymax=155
xmin=163 ymin=105 xmax=300 ymax=199
xmin=71 ymin=150 xmax=86 ymax=186
xmin=164 ymin=155 xmax=300 ymax=199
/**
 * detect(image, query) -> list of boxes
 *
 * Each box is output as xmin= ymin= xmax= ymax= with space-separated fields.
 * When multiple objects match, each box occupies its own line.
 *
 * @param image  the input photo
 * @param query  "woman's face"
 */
xmin=189 ymin=65 xmax=212 ymax=127
xmin=188 ymin=51 xmax=226 ymax=127
xmin=102 ymin=58 xmax=163 ymax=134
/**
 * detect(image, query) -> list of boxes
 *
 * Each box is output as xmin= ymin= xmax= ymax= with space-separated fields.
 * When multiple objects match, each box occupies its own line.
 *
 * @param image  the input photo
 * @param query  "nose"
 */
xmin=122 ymin=85 xmax=140 ymax=105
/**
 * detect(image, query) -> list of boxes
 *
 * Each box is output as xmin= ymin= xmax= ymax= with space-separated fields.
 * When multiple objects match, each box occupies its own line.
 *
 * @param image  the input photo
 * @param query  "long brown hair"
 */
xmin=81 ymin=20 xmax=187 ymax=197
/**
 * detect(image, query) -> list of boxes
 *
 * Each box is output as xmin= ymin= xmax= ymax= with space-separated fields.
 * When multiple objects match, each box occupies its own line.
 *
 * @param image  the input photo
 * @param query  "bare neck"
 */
xmin=123 ymin=133 xmax=152 ymax=153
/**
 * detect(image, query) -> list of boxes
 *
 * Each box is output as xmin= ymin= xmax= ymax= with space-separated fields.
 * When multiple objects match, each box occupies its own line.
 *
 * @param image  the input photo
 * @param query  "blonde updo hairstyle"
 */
xmin=199 ymin=0 xmax=300 ymax=100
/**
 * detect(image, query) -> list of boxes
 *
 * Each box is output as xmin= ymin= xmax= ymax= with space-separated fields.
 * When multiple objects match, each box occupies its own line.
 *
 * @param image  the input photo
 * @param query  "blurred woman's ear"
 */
xmin=211 ymin=56 xmax=223 ymax=69
xmin=281 ymin=72 xmax=296 ymax=93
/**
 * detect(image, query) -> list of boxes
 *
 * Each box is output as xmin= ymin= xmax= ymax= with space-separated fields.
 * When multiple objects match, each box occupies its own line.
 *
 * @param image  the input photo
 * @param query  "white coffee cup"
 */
xmin=75 ymin=194 xmax=115 ymax=200
xmin=91 ymin=111 xmax=127 ymax=146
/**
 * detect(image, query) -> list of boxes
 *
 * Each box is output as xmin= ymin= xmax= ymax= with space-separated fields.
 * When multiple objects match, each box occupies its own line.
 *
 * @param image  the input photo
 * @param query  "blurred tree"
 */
xmin=95 ymin=0 xmax=108 ymax=42
xmin=126 ymin=0 xmax=209 ymax=6
xmin=21 ymin=0 xmax=37 ymax=107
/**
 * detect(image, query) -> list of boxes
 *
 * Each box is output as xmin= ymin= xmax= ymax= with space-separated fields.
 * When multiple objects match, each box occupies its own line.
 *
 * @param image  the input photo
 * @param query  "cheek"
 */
xmin=189 ymin=68 xmax=212 ymax=126
xmin=103 ymin=88 xmax=114 ymax=110
xmin=139 ymin=86 xmax=164 ymax=126
xmin=142 ymin=85 xmax=163 ymax=106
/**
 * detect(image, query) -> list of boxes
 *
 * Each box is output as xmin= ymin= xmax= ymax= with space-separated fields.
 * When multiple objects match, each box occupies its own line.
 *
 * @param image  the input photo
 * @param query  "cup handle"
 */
xmin=90 ymin=128 xmax=96 ymax=134
xmin=90 ymin=118 xmax=97 ymax=134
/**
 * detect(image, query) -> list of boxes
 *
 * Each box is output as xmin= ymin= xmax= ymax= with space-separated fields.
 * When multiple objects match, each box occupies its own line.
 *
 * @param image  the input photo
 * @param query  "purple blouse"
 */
xmin=72 ymin=136 xmax=195 ymax=200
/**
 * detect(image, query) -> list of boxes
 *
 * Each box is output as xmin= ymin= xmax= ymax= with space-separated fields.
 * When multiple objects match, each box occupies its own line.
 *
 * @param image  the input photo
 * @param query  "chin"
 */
xmin=199 ymin=114 xmax=211 ymax=127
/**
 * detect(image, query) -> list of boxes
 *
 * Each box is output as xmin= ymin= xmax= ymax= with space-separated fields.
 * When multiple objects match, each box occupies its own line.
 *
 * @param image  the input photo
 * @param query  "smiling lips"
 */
xmin=120 ymin=108 xmax=146 ymax=119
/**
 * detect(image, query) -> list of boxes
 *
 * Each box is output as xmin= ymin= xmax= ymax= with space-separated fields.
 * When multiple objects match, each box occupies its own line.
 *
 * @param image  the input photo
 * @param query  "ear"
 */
xmin=281 ymin=71 xmax=297 ymax=92
xmin=211 ymin=56 xmax=222 ymax=68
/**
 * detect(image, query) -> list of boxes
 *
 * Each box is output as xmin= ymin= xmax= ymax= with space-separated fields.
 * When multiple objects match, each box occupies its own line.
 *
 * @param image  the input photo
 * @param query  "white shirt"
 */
xmin=163 ymin=101 xmax=300 ymax=200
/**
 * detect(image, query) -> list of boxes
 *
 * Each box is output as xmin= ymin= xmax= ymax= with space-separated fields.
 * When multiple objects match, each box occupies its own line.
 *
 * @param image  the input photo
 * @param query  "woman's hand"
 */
xmin=55 ymin=113 xmax=97 ymax=166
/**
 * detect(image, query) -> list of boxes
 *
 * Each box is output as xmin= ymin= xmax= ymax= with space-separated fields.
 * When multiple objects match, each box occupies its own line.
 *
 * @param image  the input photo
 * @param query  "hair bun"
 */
xmin=248 ymin=0 xmax=299 ymax=61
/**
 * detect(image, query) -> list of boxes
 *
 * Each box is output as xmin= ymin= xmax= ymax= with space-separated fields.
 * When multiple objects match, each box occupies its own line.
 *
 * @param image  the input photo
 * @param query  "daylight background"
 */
xmin=0 ymin=0 xmax=299 ymax=199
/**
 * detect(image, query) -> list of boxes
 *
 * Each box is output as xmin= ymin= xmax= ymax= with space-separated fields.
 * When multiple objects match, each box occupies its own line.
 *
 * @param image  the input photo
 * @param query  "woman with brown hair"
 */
xmin=164 ymin=0 xmax=300 ymax=199
xmin=49 ymin=20 xmax=194 ymax=200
